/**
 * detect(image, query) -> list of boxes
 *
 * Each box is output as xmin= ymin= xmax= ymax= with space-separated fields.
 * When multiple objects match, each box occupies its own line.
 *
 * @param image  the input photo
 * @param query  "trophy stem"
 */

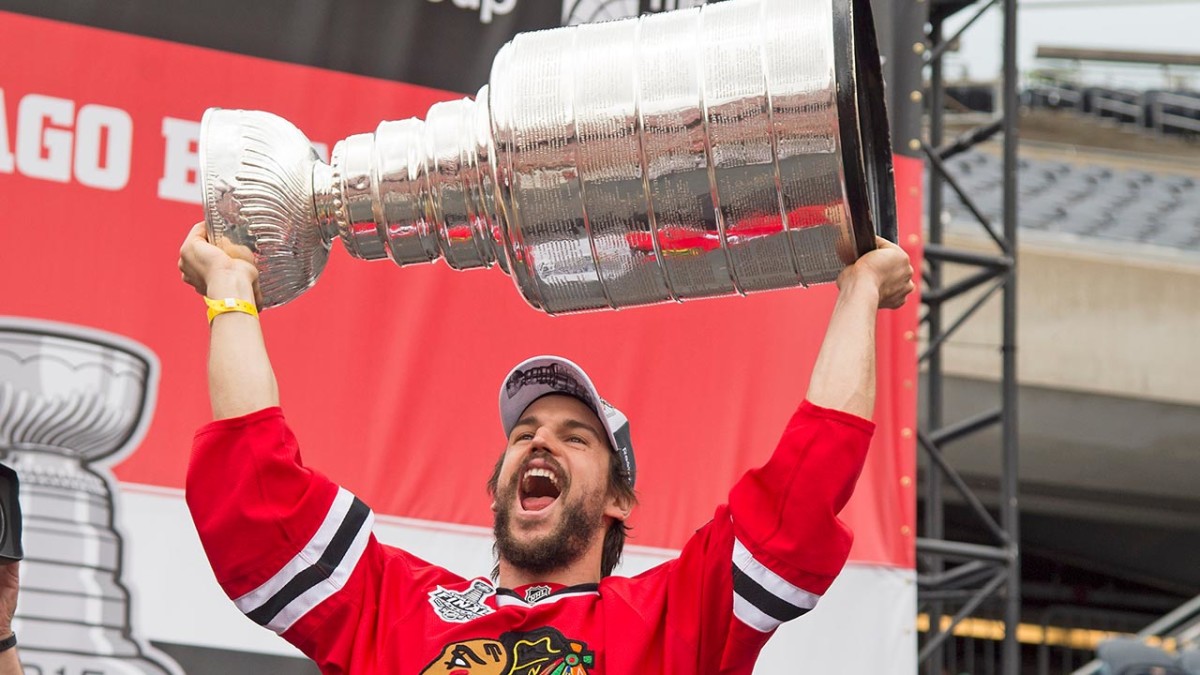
xmin=312 ymin=162 xmax=341 ymax=248
xmin=314 ymin=91 xmax=509 ymax=274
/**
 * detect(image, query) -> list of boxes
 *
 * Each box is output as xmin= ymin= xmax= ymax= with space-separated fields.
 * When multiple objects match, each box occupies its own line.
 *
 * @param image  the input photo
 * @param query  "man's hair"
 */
xmin=487 ymin=446 xmax=637 ymax=578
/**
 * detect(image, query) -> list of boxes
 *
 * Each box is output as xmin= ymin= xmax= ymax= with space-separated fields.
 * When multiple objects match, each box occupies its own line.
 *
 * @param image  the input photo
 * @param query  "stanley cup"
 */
xmin=202 ymin=0 xmax=895 ymax=314
xmin=0 ymin=318 xmax=183 ymax=674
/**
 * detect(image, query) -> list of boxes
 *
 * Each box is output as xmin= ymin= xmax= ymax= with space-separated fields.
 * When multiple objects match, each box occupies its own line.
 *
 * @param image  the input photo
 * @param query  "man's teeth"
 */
xmin=523 ymin=467 xmax=559 ymax=486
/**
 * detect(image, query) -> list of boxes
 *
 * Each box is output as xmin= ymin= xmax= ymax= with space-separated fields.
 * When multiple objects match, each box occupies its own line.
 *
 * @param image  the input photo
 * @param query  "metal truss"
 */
xmin=878 ymin=0 xmax=1021 ymax=673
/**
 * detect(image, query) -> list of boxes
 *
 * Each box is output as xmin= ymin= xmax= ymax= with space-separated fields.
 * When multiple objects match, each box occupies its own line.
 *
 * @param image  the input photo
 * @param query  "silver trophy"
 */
xmin=0 ymin=318 xmax=183 ymax=674
xmin=202 ymin=0 xmax=894 ymax=314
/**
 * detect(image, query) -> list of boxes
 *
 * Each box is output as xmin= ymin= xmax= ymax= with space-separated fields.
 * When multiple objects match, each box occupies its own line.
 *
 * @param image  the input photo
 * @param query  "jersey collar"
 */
xmin=496 ymin=582 xmax=600 ymax=607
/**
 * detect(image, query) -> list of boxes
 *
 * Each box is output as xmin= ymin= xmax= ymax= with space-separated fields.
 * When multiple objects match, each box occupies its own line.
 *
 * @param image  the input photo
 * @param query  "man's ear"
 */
xmin=604 ymin=494 xmax=632 ymax=522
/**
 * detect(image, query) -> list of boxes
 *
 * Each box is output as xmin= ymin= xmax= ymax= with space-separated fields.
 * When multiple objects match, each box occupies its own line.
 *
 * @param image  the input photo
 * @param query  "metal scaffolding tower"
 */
xmin=876 ymin=0 xmax=1021 ymax=672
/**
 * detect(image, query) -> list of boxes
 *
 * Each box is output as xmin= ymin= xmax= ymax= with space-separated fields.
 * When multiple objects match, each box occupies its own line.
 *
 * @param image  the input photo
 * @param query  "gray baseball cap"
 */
xmin=498 ymin=356 xmax=636 ymax=487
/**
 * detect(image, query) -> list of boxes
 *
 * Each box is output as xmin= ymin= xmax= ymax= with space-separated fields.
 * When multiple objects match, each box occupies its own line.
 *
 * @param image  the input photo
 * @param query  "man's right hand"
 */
xmin=177 ymin=223 xmax=262 ymax=308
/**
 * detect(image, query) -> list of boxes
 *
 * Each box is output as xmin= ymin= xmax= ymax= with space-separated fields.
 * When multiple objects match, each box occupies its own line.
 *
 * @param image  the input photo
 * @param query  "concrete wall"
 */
xmin=922 ymin=231 xmax=1200 ymax=589
xmin=933 ymin=230 xmax=1200 ymax=407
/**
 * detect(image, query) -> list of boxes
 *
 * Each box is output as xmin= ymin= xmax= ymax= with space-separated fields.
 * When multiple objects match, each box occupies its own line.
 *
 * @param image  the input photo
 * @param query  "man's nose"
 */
xmin=530 ymin=426 xmax=556 ymax=451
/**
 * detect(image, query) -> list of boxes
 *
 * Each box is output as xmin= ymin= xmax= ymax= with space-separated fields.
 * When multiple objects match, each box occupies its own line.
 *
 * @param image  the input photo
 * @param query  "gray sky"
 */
xmin=946 ymin=0 xmax=1200 ymax=88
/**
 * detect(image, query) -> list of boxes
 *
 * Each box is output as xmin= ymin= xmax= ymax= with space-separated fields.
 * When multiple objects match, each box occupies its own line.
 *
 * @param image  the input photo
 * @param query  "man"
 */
xmin=179 ymin=221 xmax=914 ymax=674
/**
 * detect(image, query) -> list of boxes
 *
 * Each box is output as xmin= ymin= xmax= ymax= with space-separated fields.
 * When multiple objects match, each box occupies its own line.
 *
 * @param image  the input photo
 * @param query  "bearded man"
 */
xmin=179 ymin=221 xmax=914 ymax=674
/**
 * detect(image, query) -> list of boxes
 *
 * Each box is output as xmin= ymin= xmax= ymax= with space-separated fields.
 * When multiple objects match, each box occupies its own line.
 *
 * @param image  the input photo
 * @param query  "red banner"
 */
xmin=0 ymin=11 xmax=917 ymax=567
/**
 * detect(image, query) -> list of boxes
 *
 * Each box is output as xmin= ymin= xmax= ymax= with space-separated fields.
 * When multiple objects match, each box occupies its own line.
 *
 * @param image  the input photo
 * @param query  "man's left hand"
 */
xmin=837 ymin=237 xmax=915 ymax=310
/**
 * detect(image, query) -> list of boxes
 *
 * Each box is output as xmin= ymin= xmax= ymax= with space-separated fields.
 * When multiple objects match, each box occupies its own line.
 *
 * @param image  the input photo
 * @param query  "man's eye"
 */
xmin=515 ymin=432 xmax=534 ymax=442
xmin=567 ymin=435 xmax=588 ymax=445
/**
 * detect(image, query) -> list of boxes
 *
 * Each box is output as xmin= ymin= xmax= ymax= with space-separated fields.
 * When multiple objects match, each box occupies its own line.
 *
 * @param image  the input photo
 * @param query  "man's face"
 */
xmin=492 ymin=394 xmax=622 ymax=576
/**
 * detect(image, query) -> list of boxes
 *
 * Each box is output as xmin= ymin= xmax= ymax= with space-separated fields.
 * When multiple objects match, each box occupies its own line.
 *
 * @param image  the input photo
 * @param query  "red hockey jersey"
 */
xmin=187 ymin=401 xmax=873 ymax=674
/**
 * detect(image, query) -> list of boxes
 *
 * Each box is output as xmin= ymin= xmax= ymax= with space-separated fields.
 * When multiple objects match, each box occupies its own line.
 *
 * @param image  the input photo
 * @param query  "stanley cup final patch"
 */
xmin=429 ymin=579 xmax=497 ymax=623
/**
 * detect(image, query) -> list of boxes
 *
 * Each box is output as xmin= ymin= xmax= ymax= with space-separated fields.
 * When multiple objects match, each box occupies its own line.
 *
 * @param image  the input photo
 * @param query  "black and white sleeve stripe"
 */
xmin=233 ymin=487 xmax=374 ymax=634
xmin=732 ymin=538 xmax=821 ymax=633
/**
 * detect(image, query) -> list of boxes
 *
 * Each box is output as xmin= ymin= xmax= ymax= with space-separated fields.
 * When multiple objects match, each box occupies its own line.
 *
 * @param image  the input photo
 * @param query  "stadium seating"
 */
xmin=936 ymin=151 xmax=1200 ymax=252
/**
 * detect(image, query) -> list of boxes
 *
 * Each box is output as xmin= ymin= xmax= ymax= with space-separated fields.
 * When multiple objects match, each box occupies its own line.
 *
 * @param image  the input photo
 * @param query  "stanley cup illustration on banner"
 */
xmin=0 ymin=319 xmax=184 ymax=674
xmin=201 ymin=0 xmax=895 ymax=314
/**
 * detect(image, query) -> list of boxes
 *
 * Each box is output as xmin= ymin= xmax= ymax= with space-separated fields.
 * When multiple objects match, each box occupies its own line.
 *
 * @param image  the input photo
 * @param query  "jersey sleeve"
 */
xmin=656 ymin=400 xmax=875 ymax=672
xmin=186 ymin=407 xmax=391 ymax=672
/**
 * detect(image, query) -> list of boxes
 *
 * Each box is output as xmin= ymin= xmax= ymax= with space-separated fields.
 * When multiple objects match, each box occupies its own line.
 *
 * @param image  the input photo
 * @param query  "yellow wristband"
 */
xmin=204 ymin=296 xmax=259 ymax=323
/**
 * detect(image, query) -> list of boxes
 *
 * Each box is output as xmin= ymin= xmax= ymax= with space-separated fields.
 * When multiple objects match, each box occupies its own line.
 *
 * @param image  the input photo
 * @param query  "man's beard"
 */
xmin=493 ymin=477 xmax=605 ymax=577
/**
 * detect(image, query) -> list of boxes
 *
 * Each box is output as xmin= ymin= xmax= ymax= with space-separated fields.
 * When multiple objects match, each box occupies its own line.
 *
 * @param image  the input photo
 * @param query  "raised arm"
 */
xmin=806 ymin=237 xmax=915 ymax=419
xmin=181 ymin=223 xmax=394 ymax=669
xmin=649 ymin=239 xmax=914 ymax=670
xmin=0 ymin=562 xmax=22 ymax=674
xmin=178 ymin=223 xmax=278 ymax=419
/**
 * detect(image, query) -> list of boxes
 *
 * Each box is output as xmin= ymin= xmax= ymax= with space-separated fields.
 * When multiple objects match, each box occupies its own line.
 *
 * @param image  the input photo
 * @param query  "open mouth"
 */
xmin=519 ymin=466 xmax=563 ymax=512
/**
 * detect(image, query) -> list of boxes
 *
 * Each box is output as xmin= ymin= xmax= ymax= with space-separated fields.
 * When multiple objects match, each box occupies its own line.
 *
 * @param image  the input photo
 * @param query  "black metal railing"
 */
xmin=1024 ymin=81 xmax=1200 ymax=138
xmin=1148 ymin=92 xmax=1200 ymax=135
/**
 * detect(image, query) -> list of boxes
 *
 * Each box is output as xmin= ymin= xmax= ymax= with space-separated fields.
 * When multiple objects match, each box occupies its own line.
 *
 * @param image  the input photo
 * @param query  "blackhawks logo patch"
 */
xmin=421 ymin=627 xmax=595 ymax=675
